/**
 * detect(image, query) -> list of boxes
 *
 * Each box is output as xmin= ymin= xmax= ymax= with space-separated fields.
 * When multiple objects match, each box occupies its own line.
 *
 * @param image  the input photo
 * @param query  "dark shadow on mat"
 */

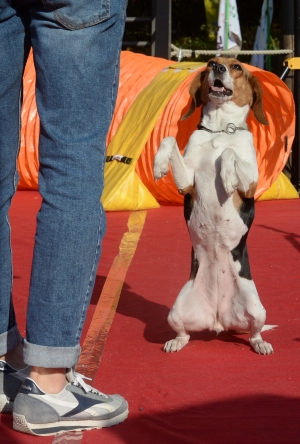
xmin=89 ymin=275 xmax=171 ymax=342
xmin=115 ymin=280 xmax=250 ymax=349
xmin=190 ymin=330 xmax=250 ymax=348
xmin=90 ymin=275 xmax=107 ymax=305
xmin=116 ymin=280 xmax=172 ymax=344
xmin=108 ymin=394 xmax=300 ymax=444
xmin=256 ymin=224 xmax=300 ymax=252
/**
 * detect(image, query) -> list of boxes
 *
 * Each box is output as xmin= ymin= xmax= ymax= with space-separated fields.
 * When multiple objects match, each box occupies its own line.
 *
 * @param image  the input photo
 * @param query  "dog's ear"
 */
xmin=248 ymin=74 xmax=269 ymax=125
xmin=181 ymin=70 xmax=208 ymax=120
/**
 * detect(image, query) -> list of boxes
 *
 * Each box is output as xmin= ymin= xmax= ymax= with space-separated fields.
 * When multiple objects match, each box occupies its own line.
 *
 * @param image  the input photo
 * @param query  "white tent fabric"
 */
xmin=217 ymin=0 xmax=242 ymax=51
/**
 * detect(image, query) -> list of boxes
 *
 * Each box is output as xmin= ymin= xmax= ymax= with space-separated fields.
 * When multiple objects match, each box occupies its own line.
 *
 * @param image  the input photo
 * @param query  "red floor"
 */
xmin=1 ymin=191 xmax=300 ymax=443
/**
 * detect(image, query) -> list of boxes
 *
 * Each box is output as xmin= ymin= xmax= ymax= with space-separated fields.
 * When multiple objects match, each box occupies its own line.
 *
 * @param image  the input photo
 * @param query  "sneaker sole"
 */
xmin=0 ymin=395 xmax=13 ymax=414
xmin=13 ymin=409 xmax=129 ymax=436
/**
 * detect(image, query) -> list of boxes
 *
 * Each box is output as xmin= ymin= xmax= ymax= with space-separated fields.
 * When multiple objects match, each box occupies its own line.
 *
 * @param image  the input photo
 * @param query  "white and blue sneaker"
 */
xmin=0 ymin=360 xmax=30 ymax=414
xmin=13 ymin=369 xmax=128 ymax=436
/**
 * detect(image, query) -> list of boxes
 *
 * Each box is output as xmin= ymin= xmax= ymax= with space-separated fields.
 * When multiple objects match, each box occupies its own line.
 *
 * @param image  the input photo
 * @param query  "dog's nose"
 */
xmin=213 ymin=63 xmax=226 ymax=74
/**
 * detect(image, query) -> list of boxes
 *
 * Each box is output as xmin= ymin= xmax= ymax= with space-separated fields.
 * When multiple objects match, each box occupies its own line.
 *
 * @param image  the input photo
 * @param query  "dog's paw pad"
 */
xmin=163 ymin=337 xmax=189 ymax=353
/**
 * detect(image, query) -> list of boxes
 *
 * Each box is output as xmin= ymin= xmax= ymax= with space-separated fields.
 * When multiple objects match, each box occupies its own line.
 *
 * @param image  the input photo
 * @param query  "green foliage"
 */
xmin=174 ymin=24 xmax=219 ymax=50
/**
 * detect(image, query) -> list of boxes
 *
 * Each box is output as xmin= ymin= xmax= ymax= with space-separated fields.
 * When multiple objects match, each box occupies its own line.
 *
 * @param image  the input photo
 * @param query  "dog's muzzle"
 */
xmin=209 ymin=63 xmax=233 ymax=98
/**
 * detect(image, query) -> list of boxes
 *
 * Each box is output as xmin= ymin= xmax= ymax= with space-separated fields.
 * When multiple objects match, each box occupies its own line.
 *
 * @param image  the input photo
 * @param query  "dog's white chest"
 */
xmin=184 ymin=132 xmax=249 ymax=252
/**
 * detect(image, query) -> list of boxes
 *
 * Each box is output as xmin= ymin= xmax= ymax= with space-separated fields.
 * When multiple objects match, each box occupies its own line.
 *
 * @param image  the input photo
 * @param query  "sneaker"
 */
xmin=13 ymin=369 xmax=129 ymax=436
xmin=0 ymin=360 xmax=30 ymax=414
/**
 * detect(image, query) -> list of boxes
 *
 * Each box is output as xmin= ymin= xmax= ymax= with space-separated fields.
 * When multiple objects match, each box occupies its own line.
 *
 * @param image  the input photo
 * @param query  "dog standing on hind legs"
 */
xmin=153 ymin=57 xmax=275 ymax=355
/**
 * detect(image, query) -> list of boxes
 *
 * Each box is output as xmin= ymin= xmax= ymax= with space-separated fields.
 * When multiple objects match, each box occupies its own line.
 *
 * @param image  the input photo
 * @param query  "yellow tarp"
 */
xmin=258 ymin=172 xmax=299 ymax=201
xmin=102 ymin=63 xmax=204 ymax=211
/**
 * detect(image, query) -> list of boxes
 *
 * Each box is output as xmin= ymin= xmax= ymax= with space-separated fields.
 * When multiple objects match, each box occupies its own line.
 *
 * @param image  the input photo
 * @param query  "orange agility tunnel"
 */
xmin=18 ymin=50 xmax=296 ymax=210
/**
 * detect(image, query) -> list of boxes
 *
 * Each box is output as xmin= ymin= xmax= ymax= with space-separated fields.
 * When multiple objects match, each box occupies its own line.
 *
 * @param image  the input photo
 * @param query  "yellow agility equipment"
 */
xmin=102 ymin=62 xmax=204 ymax=211
xmin=258 ymin=172 xmax=299 ymax=201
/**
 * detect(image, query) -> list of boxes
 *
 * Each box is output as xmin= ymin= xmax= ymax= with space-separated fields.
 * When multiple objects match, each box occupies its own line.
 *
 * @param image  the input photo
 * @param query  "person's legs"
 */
xmin=23 ymin=0 xmax=126 ymax=377
xmin=11 ymin=0 xmax=129 ymax=435
xmin=1 ymin=0 xmax=128 ymax=429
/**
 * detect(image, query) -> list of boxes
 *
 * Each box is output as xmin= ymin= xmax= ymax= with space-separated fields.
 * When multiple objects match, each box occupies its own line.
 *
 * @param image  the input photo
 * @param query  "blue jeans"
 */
xmin=0 ymin=0 xmax=127 ymax=367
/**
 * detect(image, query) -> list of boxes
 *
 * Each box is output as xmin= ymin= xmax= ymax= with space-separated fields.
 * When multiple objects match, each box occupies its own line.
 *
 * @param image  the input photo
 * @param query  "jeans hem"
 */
xmin=23 ymin=339 xmax=81 ymax=368
xmin=0 ymin=325 xmax=23 ymax=356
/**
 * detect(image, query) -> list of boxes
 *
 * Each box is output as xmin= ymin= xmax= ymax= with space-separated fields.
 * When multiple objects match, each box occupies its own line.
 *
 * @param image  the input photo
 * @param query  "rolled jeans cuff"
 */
xmin=0 ymin=325 xmax=23 ymax=356
xmin=23 ymin=339 xmax=81 ymax=368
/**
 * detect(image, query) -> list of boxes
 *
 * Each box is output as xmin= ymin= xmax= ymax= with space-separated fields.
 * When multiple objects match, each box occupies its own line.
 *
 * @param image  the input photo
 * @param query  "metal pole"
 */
xmin=225 ymin=0 xmax=229 ymax=50
xmin=280 ymin=0 xmax=294 ymax=91
xmin=292 ymin=0 xmax=300 ymax=192
xmin=151 ymin=0 xmax=171 ymax=59
xmin=267 ymin=0 xmax=271 ymax=71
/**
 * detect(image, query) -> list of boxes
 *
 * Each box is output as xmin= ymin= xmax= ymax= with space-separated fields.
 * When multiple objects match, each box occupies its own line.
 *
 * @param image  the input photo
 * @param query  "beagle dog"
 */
xmin=153 ymin=57 xmax=274 ymax=355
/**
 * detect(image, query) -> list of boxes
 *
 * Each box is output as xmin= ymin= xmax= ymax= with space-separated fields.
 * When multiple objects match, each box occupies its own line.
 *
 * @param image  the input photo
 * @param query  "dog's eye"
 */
xmin=207 ymin=61 xmax=216 ymax=68
xmin=231 ymin=64 xmax=242 ymax=71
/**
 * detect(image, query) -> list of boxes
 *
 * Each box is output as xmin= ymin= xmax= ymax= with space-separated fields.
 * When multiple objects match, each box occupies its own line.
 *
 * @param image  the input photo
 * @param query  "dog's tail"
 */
xmin=234 ymin=325 xmax=278 ymax=334
xmin=261 ymin=324 xmax=278 ymax=332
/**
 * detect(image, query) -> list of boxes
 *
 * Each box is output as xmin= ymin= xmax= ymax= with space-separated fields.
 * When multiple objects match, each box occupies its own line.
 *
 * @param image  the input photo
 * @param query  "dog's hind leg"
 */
xmin=164 ymin=301 xmax=190 ymax=353
xmin=250 ymin=334 xmax=273 ymax=355
xmin=163 ymin=280 xmax=193 ymax=353
xmin=164 ymin=334 xmax=190 ymax=353
xmin=239 ymin=279 xmax=274 ymax=355
xmin=249 ymin=319 xmax=274 ymax=355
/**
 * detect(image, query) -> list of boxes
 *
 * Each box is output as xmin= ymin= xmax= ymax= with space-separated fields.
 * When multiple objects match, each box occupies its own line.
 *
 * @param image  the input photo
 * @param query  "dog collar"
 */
xmin=197 ymin=123 xmax=248 ymax=135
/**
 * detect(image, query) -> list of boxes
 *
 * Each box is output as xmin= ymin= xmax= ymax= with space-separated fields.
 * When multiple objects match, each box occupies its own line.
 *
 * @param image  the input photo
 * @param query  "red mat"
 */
xmin=1 ymin=191 xmax=300 ymax=443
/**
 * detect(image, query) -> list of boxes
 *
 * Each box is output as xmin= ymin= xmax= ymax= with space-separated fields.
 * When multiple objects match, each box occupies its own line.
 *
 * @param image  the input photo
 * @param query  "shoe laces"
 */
xmin=71 ymin=371 xmax=108 ymax=398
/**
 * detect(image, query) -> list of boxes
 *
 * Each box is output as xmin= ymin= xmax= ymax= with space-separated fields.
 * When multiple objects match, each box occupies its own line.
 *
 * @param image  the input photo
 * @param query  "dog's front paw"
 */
xmin=164 ymin=335 xmax=190 ymax=353
xmin=250 ymin=338 xmax=274 ymax=355
xmin=153 ymin=156 xmax=170 ymax=180
xmin=153 ymin=137 xmax=176 ymax=180
xmin=220 ymin=148 xmax=239 ymax=196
